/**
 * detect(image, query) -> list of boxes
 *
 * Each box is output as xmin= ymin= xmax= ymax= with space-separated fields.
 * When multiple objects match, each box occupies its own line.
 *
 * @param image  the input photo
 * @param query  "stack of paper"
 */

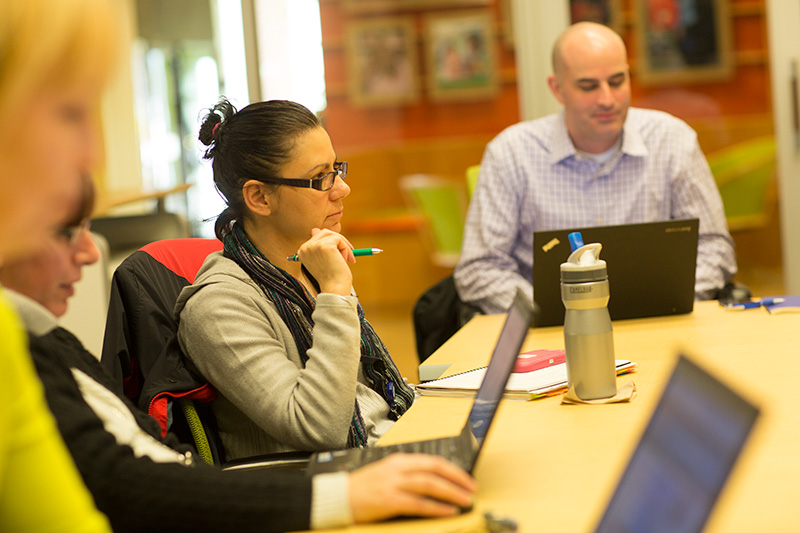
xmin=417 ymin=349 xmax=636 ymax=401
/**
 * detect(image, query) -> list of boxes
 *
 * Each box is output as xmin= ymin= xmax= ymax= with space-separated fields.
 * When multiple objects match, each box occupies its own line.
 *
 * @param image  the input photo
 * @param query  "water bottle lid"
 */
xmin=560 ymin=242 xmax=608 ymax=282
xmin=568 ymin=232 xmax=584 ymax=251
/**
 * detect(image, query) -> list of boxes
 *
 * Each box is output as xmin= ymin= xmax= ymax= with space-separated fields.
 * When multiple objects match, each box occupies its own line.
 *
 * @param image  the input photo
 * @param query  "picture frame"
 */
xmin=346 ymin=17 xmax=420 ymax=107
xmin=423 ymin=9 xmax=498 ymax=102
xmin=569 ymin=0 xmax=623 ymax=35
xmin=342 ymin=0 xmax=493 ymax=14
xmin=634 ymin=0 xmax=734 ymax=85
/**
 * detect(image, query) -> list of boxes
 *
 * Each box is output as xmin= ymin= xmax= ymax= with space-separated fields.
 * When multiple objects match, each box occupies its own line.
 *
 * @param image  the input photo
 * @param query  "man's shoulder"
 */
xmin=627 ymin=107 xmax=699 ymax=149
xmin=488 ymin=113 xmax=559 ymax=150
xmin=628 ymin=107 xmax=695 ymax=133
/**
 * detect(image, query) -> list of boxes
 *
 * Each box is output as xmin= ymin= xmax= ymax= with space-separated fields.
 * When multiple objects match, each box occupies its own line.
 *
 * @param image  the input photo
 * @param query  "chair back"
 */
xmin=465 ymin=164 xmax=480 ymax=198
xmin=707 ymin=135 xmax=776 ymax=231
xmin=400 ymin=174 xmax=468 ymax=268
xmin=413 ymin=275 xmax=479 ymax=364
xmin=100 ymin=238 xmax=223 ymax=464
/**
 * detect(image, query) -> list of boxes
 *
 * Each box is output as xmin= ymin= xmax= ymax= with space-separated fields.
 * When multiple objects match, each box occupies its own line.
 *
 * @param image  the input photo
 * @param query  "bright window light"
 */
xmin=255 ymin=0 xmax=327 ymax=114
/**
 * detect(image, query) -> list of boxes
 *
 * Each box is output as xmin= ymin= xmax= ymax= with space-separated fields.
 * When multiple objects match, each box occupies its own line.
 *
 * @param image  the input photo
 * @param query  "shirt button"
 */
xmin=596 ymin=218 xmax=603 ymax=224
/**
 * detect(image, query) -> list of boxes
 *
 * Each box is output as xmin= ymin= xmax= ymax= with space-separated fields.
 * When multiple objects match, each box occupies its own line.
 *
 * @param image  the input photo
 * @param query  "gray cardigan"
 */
xmin=174 ymin=252 xmax=394 ymax=460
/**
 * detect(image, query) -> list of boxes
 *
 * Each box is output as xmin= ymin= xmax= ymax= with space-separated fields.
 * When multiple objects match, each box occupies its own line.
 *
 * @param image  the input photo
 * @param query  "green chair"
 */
xmin=706 ymin=136 xmax=776 ymax=232
xmin=400 ymin=174 xmax=468 ymax=268
xmin=465 ymin=164 xmax=480 ymax=199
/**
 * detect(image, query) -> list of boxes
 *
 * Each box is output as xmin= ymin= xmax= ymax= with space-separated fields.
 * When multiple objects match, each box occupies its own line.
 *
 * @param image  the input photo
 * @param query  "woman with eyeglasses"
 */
xmin=3 ymin=177 xmax=475 ymax=531
xmin=176 ymin=98 xmax=416 ymax=459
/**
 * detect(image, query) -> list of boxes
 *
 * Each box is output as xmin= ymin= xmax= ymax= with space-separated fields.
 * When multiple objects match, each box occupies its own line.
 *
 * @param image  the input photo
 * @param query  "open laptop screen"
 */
xmin=468 ymin=291 xmax=534 ymax=448
xmin=595 ymin=355 xmax=759 ymax=533
xmin=533 ymin=219 xmax=699 ymax=327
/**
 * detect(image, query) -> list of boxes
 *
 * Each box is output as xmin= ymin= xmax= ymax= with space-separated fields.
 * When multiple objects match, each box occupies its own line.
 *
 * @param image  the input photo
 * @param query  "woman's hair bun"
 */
xmin=199 ymin=113 xmax=221 ymax=147
xmin=198 ymin=98 xmax=238 ymax=149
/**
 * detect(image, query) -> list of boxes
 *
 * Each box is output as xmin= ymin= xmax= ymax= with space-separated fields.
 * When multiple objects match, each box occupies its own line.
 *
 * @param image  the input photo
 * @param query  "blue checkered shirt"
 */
xmin=454 ymin=107 xmax=737 ymax=314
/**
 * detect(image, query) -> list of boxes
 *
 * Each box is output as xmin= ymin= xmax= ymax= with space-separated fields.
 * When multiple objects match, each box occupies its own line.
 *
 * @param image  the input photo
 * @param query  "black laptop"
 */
xmin=595 ymin=355 xmax=759 ymax=533
xmin=533 ymin=219 xmax=699 ymax=327
xmin=306 ymin=289 xmax=535 ymax=476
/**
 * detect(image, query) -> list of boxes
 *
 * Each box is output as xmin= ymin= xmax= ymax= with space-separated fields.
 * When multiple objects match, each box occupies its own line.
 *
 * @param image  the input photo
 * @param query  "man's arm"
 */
xmin=31 ymin=328 xmax=478 ymax=531
xmin=454 ymin=138 xmax=533 ymax=314
xmin=30 ymin=329 xmax=314 ymax=533
xmin=672 ymin=141 xmax=737 ymax=299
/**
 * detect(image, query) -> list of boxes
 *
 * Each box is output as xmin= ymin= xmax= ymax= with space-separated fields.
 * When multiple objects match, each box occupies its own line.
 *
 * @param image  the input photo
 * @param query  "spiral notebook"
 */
xmin=417 ymin=349 xmax=636 ymax=401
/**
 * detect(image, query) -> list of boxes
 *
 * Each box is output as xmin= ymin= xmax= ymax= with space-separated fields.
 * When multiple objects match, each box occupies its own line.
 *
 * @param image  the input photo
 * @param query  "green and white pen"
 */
xmin=286 ymin=248 xmax=383 ymax=262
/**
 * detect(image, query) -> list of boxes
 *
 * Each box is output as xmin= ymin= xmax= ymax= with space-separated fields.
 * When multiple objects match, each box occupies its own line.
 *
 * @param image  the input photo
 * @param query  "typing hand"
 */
xmin=348 ymin=453 xmax=477 ymax=524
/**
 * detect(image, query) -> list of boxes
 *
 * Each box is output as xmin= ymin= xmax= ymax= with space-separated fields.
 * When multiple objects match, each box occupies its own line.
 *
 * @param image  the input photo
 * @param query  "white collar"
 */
xmin=2 ymin=288 xmax=58 ymax=336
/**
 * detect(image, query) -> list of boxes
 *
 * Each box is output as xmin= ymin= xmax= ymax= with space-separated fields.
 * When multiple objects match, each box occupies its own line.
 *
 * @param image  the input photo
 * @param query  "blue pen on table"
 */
xmin=286 ymin=247 xmax=383 ymax=262
xmin=724 ymin=297 xmax=785 ymax=311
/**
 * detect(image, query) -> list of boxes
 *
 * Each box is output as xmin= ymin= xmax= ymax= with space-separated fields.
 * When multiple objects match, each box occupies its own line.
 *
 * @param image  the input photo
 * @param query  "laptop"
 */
xmin=533 ymin=219 xmax=699 ymax=327
xmin=305 ymin=289 xmax=536 ymax=476
xmin=595 ymin=354 xmax=760 ymax=533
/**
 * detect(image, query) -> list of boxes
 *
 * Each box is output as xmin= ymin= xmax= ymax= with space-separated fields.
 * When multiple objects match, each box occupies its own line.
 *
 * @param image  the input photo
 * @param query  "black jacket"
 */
xmin=101 ymin=247 xmax=217 ymax=437
xmin=30 ymin=326 xmax=313 ymax=533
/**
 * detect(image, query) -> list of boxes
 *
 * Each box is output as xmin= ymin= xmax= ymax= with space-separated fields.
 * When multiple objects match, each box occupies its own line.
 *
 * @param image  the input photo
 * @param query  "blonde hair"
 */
xmin=0 ymin=0 xmax=120 ymax=125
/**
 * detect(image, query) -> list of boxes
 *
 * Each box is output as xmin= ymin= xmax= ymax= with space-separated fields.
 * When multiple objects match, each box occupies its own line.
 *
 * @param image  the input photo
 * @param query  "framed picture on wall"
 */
xmin=634 ymin=0 xmax=734 ymax=85
xmin=569 ymin=0 xmax=623 ymax=35
xmin=346 ymin=17 xmax=420 ymax=107
xmin=424 ymin=9 xmax=498 ymax=102
xmin=342 ymin=0 xmax=493 ymax=14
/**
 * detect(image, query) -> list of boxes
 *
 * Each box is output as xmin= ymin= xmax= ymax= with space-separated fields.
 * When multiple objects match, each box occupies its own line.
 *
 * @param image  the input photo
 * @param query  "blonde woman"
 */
xmin=0 ymin=0 xmax=119 ymax=530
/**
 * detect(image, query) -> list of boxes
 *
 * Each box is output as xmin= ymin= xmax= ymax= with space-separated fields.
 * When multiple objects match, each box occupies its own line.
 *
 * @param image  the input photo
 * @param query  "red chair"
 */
xmin=101 ymin=238 xmax=312 ymax=469
xmin=101 ymin=238 xmax=223 ymax=463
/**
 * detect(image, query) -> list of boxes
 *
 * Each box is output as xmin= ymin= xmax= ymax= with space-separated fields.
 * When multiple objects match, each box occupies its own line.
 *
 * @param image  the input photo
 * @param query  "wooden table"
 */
xmin=301 ymin=301 xmax=800 ymax=532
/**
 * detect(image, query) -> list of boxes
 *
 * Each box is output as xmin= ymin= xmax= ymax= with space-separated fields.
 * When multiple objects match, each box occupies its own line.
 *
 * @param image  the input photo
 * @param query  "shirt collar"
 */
xmin=549 ymin=110 xmax=577 ymax=165
xmin=2 ymin=288 xmax=58 ymax=336
xmin=619 ymin=109 xmax=648 ymax=157
xmin=549 ymin=108 xmax=649 ymax=164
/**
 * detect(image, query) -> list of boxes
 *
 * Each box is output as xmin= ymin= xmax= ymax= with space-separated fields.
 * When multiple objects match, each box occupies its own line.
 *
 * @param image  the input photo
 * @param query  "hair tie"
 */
xmin=212 ymin=122 xmax=220 ymax=138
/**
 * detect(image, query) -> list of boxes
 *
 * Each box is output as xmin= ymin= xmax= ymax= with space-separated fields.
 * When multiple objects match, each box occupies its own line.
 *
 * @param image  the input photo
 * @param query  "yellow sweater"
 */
xmin=0 ymin=290 xmax=110 ymax=532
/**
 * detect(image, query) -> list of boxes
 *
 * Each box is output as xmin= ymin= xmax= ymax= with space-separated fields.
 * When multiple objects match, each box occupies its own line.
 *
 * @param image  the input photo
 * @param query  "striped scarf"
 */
xmin=223 ymin=223 xmax=414 ymax=447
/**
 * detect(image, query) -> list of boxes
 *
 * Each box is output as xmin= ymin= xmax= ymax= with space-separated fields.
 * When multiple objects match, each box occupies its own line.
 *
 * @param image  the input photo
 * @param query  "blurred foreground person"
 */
xmin=0 ymin=0 xmax=120 ymax=529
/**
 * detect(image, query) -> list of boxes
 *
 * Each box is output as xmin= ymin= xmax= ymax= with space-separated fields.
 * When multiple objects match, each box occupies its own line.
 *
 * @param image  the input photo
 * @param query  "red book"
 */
xmin=513 ymin=349 xmax=566 ymax=373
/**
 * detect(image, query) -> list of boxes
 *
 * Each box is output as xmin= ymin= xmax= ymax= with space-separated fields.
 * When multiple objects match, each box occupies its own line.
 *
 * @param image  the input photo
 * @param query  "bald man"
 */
xmin=454 ymin=22 xmax=736 ymax=314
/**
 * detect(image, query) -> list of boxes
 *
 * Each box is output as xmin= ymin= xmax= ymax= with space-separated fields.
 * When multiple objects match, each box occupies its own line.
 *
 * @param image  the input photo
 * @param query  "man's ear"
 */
xmin=547 ymin=75 xmax=564 ymax=105
xmin=242 ymin=180 xmax=273 ymax=216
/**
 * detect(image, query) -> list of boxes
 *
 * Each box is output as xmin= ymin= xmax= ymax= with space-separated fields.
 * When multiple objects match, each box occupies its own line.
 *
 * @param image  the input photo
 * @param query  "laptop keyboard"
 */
xmin=367 ymin=437 xmax=470 ymax=470
xmin=309 ymin=435 xmax=473 ymax=474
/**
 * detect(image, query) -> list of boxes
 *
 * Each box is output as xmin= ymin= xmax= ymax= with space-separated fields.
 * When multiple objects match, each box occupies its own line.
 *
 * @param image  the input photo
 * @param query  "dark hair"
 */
xmin=198 ymin=97 xmax=322 ymax=239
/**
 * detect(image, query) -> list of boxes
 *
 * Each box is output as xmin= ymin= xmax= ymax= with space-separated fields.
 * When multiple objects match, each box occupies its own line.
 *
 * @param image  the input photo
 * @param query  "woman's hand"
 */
xmin=295 ymin=228 xmax=355 ymax=296
xmin=348 ymin=454 xmax=477 ymax=523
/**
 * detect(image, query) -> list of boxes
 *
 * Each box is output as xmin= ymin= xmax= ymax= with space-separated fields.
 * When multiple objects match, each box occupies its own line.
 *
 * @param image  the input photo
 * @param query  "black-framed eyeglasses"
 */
xmin=257 ymin=161 xmax=348 ymax=191
xmin=55 ymin=219 xmax=91 ymax=246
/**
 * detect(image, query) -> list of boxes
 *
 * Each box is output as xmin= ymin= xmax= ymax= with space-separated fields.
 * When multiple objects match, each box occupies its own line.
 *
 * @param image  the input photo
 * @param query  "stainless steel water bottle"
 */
xmin=560 ymin=232 xmax=616 ymax=400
